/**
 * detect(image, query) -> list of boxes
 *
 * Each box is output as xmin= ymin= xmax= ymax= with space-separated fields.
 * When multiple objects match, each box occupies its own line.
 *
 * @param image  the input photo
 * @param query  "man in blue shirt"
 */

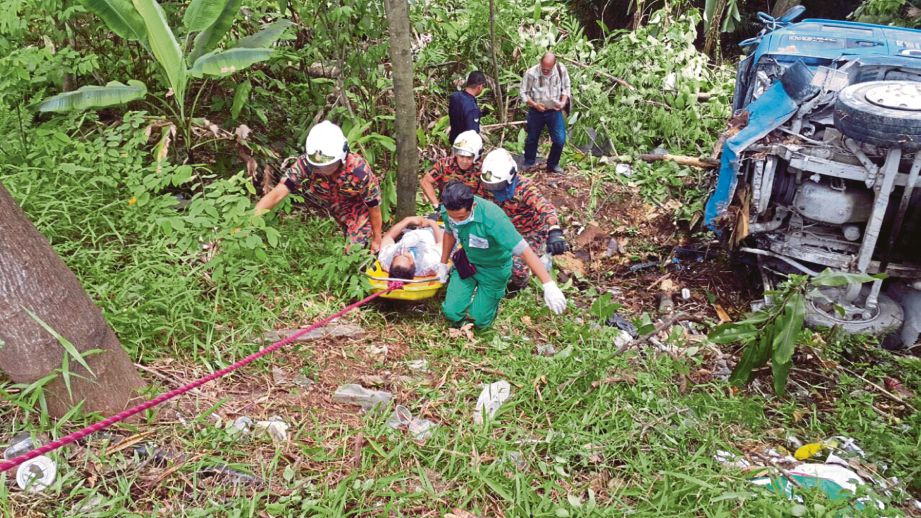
xmin=448 ymin=71 xmax=486 ymax=144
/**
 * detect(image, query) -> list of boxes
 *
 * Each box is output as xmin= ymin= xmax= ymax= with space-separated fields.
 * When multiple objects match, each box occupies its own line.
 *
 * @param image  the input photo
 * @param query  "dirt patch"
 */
xmin=522 ymin=169 xmax=754 ymax=319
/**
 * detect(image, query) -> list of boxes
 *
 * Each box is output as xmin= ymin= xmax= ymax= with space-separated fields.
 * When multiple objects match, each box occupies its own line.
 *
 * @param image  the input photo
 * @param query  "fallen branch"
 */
xmin=561 ymin=57 xmax=635 ymax=90
xmin=638 ymin=153 xmax=720 ymax=169
xmin=617 ymin=313 xmax=707 ymax=354
xmin=481 ymin=120 xmax=526 ymax=131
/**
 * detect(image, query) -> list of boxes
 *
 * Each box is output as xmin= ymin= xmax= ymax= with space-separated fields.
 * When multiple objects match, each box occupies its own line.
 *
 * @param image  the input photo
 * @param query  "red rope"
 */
xmin=0 ymin=282 xmax=403 ymax=474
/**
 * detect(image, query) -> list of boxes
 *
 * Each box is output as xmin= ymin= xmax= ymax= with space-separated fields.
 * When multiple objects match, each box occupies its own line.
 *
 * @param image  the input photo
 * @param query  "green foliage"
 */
xmin=852 ymin=0 xmax=921 ymax=27
xmin=38 ymin=0 xmax=291 ymax=160
xmin=36 ymin=80 xmax=147 ymax=112
xmin=710 ymin=275 xmax=807 ymax=395
xmin=710 ymin=270 xmax=885 ymax=395
xmin=79 ymin=0 xmax=149 ymax=46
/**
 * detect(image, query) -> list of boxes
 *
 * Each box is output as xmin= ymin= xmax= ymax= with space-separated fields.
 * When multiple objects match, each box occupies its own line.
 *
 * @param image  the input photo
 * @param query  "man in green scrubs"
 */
xmin=435 ymin=181 xmax=567 ymax=328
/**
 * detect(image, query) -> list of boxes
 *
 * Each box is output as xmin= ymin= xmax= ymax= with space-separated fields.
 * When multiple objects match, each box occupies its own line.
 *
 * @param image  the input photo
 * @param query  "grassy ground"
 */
xmin=1 ymin=123 xmax=919 ymax=517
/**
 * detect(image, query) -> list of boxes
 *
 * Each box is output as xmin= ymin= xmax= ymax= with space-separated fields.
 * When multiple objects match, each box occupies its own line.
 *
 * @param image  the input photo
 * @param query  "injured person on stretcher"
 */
xmin=377 ymin=216 xmax=444 ymax=280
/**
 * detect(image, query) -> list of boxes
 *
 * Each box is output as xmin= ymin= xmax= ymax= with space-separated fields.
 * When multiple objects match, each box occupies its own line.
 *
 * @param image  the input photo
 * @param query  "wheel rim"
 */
xmin=865 ymin=83 xmax=921 ymax=111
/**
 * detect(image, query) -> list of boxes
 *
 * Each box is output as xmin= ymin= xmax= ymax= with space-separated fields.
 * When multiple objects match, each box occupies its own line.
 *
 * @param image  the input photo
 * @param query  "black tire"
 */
xmin=834 ymin=81 xmax=921 ymax=151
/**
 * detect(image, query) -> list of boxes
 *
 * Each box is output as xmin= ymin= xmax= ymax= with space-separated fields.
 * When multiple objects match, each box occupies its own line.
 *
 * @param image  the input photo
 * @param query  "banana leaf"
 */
xmin=37 ymin=80 xmax=148 ymax=112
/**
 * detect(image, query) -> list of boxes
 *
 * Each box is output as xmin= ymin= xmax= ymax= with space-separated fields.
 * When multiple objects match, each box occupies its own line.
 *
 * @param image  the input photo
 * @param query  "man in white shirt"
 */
xmin=378 ymin=216 xmax=444 ymax=280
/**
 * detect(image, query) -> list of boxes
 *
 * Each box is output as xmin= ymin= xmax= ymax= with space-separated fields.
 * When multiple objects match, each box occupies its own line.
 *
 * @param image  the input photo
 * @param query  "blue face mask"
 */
xmin=451 ymin=212 xmax=475 ymax=226
xmin=491 ymin=175 xmax=519 ymax=203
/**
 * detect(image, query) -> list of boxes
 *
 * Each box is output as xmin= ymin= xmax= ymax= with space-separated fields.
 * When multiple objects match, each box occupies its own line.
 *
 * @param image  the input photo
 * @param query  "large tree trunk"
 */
xmin=488 ymin=0 xmax=506 ymax=124
xmin=703 ymin=0 xmax=729 ymax=59
xmin=0 ymin=184 xmax=144 ymax=418
xmin=384 ymin=0 xmax=419 ymax=221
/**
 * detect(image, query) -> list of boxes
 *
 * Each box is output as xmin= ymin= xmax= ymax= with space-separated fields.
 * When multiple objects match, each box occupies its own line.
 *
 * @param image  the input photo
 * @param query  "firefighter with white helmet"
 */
xmin=420 ymin=130 xmax=484 ymax=212
xmin=480 ymin=148 xmax=568 ymax=290
xmin=255 ymin=120 xmax=383 ymax=252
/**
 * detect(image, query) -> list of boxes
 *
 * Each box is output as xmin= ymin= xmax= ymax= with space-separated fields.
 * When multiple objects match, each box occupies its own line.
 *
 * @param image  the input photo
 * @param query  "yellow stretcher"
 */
xmin=364 ymin=261 xmax=446 ymax=301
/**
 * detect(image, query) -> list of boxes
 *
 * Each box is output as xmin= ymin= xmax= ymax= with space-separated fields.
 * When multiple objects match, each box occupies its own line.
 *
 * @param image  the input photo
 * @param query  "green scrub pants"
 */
xmin=442 ymin=262 xmax=512 ymax=329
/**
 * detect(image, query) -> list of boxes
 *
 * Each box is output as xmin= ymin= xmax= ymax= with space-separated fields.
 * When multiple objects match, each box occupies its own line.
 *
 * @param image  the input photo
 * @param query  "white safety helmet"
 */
xmin=452 ymin=130 xmax=483 ymax=161
xmin=304 ymin=120 xmax=348 ymax=167
xmin=480 ymin=148 xmax=518 ymax=190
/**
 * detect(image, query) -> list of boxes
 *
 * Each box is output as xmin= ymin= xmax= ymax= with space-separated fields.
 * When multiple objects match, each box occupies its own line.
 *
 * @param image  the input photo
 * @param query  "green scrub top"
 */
xmin=442 ymin=196 xmax=527 ymax=268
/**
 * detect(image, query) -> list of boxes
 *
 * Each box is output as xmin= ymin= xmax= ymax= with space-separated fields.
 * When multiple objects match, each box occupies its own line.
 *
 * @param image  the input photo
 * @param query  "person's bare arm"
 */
xmin=254 ymin=183 xmax=291 ymax=215
xmin=520 ymin=246 xmax=552 ymax=283
xmin=427 ymin=218 xmax=445 ymax=243
xmin=369 ymin=205 xmax=383 ymax=253
xmin=441 ymin=231 xmax=456 ymax=264
xmin=420 ymin=172 xmax=440 ymax=208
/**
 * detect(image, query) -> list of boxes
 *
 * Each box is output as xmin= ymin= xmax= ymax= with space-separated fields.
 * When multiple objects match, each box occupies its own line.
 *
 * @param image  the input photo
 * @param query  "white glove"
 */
xmin=435 ymin=262 xmax=451 ymax=283
xmin=542 ymin=281 xmax=567 ymax=314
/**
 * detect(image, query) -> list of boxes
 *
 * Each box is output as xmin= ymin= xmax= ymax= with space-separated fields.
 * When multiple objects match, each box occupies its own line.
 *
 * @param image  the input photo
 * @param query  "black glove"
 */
xmin=547 ymin=228 xmax=568 ymax=255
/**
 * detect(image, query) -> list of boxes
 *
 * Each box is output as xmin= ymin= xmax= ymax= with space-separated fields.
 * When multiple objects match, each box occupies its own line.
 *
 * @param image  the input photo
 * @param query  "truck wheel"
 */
xmin=805 ymin=290 xmax=903 ymax=336
xmin=834 ymin=81 xmax=921 ymax=151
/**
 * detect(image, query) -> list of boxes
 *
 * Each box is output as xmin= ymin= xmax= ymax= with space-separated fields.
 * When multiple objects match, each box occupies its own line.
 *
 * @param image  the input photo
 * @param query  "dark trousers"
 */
xmin=524 ymin=108 xmax=567 ymax=169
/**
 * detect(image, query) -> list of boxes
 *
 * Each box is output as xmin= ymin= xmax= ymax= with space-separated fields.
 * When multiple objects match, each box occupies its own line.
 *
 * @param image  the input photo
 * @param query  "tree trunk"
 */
xmin=0 ymin=184 xmax=144 ymax=418
xmin=703 ymin=0 xmax=729 ymax=59
xmin=771 ymin=0 xmax=802 ymax=18
xmin=488 ymin=0 xmax=506 ymax=124
xmin=384 ymin=0 xmax=419 ymax=221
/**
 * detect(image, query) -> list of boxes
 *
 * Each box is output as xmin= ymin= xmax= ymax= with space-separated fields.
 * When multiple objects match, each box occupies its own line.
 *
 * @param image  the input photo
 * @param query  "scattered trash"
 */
xmin=535 ymin=343 xmax=557 ymax=356
xmin=628 ymin=261 xmax=658 ymax=273
xmin=752 ymin=463 xmax=884 ymax=510
xmin=254 ymin=417 xmax=289 ymax=443
xmin=794 ymin=441 xmax=827 ymax=461
xmin=829 ymin=436 xmax=865 ymax=458
xmin=333 ymin=384 xmax=393 ymax=411
xmin=602 ymin=238 xmax=621 ymax=257
xmin=16 ymin=455 xmax=56 ymax=493
xmin=714 ymin=450 xmax=751 ymax=469
xmin=129 ymin=442 xmax=176 ymax=466
xmin=386 ymin=405 xmax=437 ymax=442
xmin=406 ymin=359 xmax=429 ymax=372
xmin=198 ymin=465 xmax=264 ymax=487
xmin=673 ymin=245 xmax=718 ymax=263
xmin=613 ymin=330 xmax=633 ymax=348
xmin=227 ymin=416 xmax=253 ymax=435
xmin=387 ymin=405 xmax=414 ymax=429
xmin=473 ymin=381 xmax=511 ymax=425
xmin=615 ymin=163 xmax=633 ymax=177
xmin=605 ymin=314 xmax=638 ymax=338
xmin=658 ymin=293 xmax=674 ymax=313
xmin=793 ymin=437 xmax=863 ymax=461
xmin=681 ymin=288 xmax=691 ymax=300
xmin=408 ymin=418 xmax=437 ymax=441
xmin=4 ymin=431 xmax=38 ymax=460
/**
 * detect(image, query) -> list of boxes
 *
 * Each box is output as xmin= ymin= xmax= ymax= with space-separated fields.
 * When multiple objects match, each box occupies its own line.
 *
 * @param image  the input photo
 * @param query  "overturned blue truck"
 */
xmin=705 ymin=7 xmax=921 ymax=348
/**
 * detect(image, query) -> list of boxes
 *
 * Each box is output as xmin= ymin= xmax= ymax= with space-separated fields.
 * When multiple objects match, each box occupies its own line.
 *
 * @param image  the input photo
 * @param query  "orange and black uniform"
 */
xmin=482 ymin=176 xmax=560 ymax=288
xmin=427 ymin=156 xmax=483 ymax=197
xmin=282 ymin=153 xmax=381 ymax=245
